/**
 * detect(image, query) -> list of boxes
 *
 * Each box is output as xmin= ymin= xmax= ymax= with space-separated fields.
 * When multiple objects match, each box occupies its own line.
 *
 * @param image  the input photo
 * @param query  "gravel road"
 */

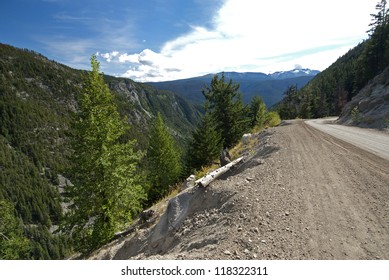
xmin=91 ymin=120 xmax=389 ymax=260
xmin=306 ymin=117 xmax=389 ymax=161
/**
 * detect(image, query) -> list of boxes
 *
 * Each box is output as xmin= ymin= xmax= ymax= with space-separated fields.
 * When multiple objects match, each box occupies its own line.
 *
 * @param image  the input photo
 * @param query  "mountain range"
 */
xmin=147 ymin=69 xmax=320 ymax=106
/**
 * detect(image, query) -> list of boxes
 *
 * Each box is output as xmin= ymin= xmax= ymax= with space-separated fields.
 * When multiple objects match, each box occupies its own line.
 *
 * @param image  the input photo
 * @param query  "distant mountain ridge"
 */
xmin=147 ymin=68 xmax=320 ymax=107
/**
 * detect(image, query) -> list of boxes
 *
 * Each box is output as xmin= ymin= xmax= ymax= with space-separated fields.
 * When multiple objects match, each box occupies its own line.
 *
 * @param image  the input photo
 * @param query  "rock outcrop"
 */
xmin=337 ymin=66 xmax=389 ymax=130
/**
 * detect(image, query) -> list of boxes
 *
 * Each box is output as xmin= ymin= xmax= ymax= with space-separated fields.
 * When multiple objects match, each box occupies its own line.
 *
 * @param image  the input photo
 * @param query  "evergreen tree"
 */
xmin=249 ymin=96 xmax=267 ymax=128
xmin=356 ymin=0 xmax=389 ymax=88
xmin=368 ymin=0 xmax=388 ymax=35
xmin=0 ymin=200 xmax=31 ymax=259
xmin=278 ymin=85 xmax=299 ymax=119
xmin=202 ymin=74 xmax=247 ymax=148
xmin=146 ymin=112 xmax=181 ymax=202
xmin=186 ymin=106 xmax=222 ymax=171
xmin=62 ymin=55 xmax=146 ymax=254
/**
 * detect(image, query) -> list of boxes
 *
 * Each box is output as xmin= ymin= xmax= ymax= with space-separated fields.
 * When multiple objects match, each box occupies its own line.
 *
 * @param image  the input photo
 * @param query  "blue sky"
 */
xmin=1 ymin=0 xmax=376 ymax=81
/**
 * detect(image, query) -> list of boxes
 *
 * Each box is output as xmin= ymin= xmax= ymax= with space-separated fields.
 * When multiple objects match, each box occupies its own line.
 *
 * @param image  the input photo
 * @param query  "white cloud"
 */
xmin=98 ymin=51 xmax=119 ymax=62
xmin=100 ymin=0 xmax=375 ymax=81
xmin=118 ymin=53 xmax=139 ymax=63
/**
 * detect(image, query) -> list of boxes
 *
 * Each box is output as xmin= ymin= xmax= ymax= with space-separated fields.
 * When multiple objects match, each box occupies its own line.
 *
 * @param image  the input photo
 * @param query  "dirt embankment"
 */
xmin=90 ymin=120 xmax=389 ymax=260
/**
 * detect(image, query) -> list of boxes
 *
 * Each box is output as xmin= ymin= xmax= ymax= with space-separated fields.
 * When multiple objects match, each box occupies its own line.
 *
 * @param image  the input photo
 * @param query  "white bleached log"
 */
xmin=195 ymin=156 xmax=244 ymax=188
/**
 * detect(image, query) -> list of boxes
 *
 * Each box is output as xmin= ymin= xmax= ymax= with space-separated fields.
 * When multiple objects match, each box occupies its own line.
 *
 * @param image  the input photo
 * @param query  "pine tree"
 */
xmin=249 ymin=96 xmax=267 ymax=128
xmin=356 ymin=0 xmax=389 ymax=88
xmin=368 ymin=0 xmax=388 ymax=35
xmin=278 ymin=85 xmax=299 ymax=119
xmin=202 ymin=74 xmax=247 ymax=148
xmin=62 ymin=55 xmax=146 ymax=254
xmin=187 ymin=106 xmax=222 ymax=171
xmin=146 ymin=112 xmax=181 ymax=202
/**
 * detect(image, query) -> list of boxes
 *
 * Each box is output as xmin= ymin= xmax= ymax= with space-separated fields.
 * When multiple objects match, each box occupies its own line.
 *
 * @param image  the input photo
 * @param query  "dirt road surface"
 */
xmin=306 ymin=117 xmax=389 ymax=161
xmin=91 ymin=120 xmax=389 ymax=260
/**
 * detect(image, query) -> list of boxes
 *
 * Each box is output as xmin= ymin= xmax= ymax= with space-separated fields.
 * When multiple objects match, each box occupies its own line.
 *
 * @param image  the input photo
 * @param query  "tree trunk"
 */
xmin=195 ymin=156 xmax=244 ymax=188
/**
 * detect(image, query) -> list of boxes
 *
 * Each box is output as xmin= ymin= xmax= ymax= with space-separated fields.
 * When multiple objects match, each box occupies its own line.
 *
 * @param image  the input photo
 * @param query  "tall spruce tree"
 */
xmin=186 ymin=105 xmax=222 ymax=171
xmin=249 ymin=96 xmax=267 ymax=128
xmin=202 ymin=74 xmax=247 ymax=148
xmin=62 ymin=55 xmax=146 ymax=254
xmin=146 ymin=113 xmax=181 ymax=202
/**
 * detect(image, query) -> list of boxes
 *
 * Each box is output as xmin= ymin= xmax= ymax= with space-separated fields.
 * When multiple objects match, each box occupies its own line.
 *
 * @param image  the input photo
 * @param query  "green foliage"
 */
xmin=249 ymin=96 xmax=267 ymax=128
xmin=351 ymin=106 xmax=362 ymax=123
xmin=109 ymin=79 xmax=200 ymax=150
xmin=356 ymin=0 xmax=389 ymax=89
xmin=0 ymin=43 xmax=200 ymax=258
xmin=277 ymin=85 xmax=299 ymax=119
xmin=186 ymin=108 xmax=222 ymax=172
xmin=146 ymin=113 xmax=182 ymax=202
xmin=186 ymin=77 xmax=273 ymax=173
xmin=62 ymin=56 xmax=146 ymax=254
xmin=0 ymin=200 xmax=31 ymax=259
xmin=264 ymin=111 xmax=281 ymax=127
xmin=202 ymin=74 xmax=249 ymax=148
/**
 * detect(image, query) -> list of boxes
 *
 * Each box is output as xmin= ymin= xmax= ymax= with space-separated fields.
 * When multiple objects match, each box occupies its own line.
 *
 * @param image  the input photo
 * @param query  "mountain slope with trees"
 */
xmin=276 ymin=0 xmax=389 ymax=120
xmin=0 ymin=43 xmax=200 ymax=259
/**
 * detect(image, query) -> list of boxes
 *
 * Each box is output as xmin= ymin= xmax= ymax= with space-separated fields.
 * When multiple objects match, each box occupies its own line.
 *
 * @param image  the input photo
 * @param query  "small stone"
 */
xmin=285 ymin=211 xmax=290 ymax=216
xmin=261 ymin=240 xmax=267 ymax=244
xmin=253 ymin=227 xmax=259 ymax=233
xmin=237 ymin=227 xmax=243 ymax=232
xmin=224 ymin=250 xmax=232 ymax=256
xmin=253 ymin=253 xmax=258 ymax=258
xmin=244 ymin=249 xmax=250 ymax=254
xmin=246 ymin=177 xmax=255 ymax=182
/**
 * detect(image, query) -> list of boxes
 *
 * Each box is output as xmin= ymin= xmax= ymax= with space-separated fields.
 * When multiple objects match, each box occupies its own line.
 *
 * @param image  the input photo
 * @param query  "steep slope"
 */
xmin=337 ymin=66 xmax=389 ymax=129
xmin=105 ymin=77 xmax=201 ymax=147
xmin=0 ymin=43 xmax=200 ymax=259
xmin=147 ymin=70 xmax=318 ymax=107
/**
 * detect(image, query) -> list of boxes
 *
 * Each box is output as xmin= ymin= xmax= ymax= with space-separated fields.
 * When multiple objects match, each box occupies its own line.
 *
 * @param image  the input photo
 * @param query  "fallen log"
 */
xmin=195 ymin=156 xmax=244 ymax=188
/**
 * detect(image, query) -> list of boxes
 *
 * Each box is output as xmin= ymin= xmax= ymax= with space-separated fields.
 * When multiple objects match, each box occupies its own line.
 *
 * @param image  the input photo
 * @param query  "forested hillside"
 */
xmin=0 ymin=43 xmax=200 ymax=259
xmin=276 ymin=1 xmax=389 ymax=119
